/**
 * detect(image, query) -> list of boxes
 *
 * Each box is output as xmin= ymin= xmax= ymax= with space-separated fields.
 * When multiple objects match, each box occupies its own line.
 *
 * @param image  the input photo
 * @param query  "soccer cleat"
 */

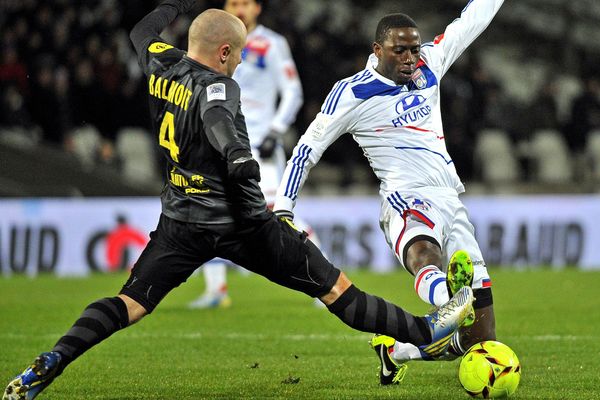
xmin=446 ymin=250 xmax=474 ymax=296
xmin=369 ymin=335 xmax=408 ymax=385
xmin=3 ymin=352 xmax=62 ymax=400
xmin=188 ymin=292 xmax=232 ymax=309
xmin=420 ymin=286 xmax=474 ymax=359
xmin=447 ymin=250 xmax=475 ymax=327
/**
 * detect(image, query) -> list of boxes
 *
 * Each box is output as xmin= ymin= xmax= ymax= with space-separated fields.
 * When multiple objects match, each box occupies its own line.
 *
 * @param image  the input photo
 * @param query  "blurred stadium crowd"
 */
xmin=2 ymin=0 xmax=600 ymax=194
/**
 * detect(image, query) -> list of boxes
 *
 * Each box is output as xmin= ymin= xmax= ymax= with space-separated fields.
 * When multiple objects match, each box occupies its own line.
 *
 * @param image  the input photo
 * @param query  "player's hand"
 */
xmin=180 ymin=0 xmax=198 ymax=13
xmin=227 ymin=149 xmax=261 ymax=182
xmin=165 ymin=0 xmax=197 ymax=13
xmin=274 ymin=209 xmax=294 ymax=222
xmin=257 ymin=130 xmax=280 ymax=159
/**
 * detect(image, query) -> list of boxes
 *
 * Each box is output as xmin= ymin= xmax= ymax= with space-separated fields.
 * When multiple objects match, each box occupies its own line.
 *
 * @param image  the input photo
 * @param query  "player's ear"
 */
xmin=219 ymin=44 xmax=231 ymax=63
xmin=373 ymin=42 xmax=382 ymax=57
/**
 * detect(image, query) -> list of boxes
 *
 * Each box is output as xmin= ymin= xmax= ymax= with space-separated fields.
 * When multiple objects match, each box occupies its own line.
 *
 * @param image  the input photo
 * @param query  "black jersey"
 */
xmin=133 ymin=36 xmax=268 ymax=224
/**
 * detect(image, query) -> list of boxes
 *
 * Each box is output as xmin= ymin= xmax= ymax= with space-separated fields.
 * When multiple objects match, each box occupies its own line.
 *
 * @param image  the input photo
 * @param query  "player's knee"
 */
xmin=319 ymin=271 xmax=352 ymax=306
xmin=118 ymin=294 xmax=149 ymax=324
xmin=405 ymin=239 xmax=442 ymax=275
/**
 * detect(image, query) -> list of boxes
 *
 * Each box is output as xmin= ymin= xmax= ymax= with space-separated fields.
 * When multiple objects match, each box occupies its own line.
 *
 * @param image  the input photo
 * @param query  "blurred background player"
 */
xmin=189 ymin=0 xmax=316 ymax=309
xmin=274 ymin=0 xmax=503 ymax=384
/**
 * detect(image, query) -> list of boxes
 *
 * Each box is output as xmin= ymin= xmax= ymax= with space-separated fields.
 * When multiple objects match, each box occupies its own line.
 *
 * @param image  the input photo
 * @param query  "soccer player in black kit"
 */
xmin=3 ymin=2 xmax=473 ymax=398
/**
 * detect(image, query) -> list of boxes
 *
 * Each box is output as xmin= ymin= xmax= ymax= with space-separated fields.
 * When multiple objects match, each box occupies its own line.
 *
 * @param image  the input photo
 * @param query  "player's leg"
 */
xmin=255 ymin=148 xmax=282 ymax=209
xmin=222 ymin=215 xmax=473 ymax=353
xmin=382 ymin=196 xmax=452 ymax=307
xmin=3 ymin=294 xmax=136 ymax=400
xmin=444 ymin=205 xmax=496 ymax=355
xmin=3 ymin=215 xmax=214 ymax=400
xmin=188 ymin=259 xmax=232 ymax=309
xmin=293 ymin=216 xmax=328 ymax=308
xmin=371 ymin=195 xmax=474 ymax=384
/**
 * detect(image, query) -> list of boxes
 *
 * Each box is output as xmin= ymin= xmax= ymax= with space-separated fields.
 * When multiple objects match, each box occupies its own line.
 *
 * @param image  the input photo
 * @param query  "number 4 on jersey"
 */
xmin=159 ymin=111 xmax=180 ymax=162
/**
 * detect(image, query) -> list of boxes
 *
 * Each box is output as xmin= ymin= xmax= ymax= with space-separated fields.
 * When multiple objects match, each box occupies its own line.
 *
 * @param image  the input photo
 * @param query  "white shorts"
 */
xmin=379 ymin=188 xmax=491 ymax=290
xmin=251 ymin=145 xmax=287 ymax=208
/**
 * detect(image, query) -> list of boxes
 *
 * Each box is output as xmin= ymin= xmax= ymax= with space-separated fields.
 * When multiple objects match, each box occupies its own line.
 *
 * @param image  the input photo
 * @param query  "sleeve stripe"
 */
xmin=285 ymin=144 xmax=311 ymax=198
xmin=324 ymin=81 xmax=348 ymax=115
xmin=322 ymin=82 xmax=341 ymax=113
xmin=350 ymin=69 xmax=371 ymax=83
xmin=290 ymin=145 xmax=313 ymax=200
xmin=325 ymin=81 xmax=349 ymax=115
xmin=462 ymin=0 xmax=475 ymax=13
xmin=321 ymin=70 xmax=371 ymax=115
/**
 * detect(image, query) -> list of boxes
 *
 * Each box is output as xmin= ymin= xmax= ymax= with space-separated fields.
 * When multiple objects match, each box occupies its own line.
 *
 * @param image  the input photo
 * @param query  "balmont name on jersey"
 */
xmin=148 ymin=73 xmax=193 ymax=111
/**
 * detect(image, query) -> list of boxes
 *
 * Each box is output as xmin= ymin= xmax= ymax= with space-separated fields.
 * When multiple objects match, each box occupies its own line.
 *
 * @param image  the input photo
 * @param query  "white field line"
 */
xmin=0 ymin=332 xmax=597 ymax=342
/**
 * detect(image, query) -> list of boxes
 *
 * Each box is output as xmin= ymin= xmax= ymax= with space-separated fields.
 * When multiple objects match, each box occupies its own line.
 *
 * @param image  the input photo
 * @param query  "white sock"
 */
xmin=391 ymin=340 xmax=460 ymax=363
xmin=203 ymin=261 xmax=227 ymax=294
xmin=414 ymin=265 xmax=449 ymax=307
xmin=390 ymin=342 xmax=424 ymax=362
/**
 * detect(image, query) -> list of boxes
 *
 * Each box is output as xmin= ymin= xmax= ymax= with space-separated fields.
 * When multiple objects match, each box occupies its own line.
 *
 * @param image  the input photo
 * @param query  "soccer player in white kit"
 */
xmin=274 ymin=0 xmax=503 ymax=384
xmin=189 ymin=0 xmax=312 ymax=308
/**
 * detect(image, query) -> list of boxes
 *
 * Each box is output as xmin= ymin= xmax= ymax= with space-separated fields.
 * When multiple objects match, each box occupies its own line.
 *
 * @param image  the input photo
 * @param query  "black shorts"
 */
xmin=120 ymin=213 xmax=341 ymax=312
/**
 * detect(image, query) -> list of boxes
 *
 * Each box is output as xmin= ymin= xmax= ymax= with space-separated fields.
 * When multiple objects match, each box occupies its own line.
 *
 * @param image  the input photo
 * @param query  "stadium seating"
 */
xmin=586 ymin=129 xmax=600 ymax=182
xmin=474 ymin=129 xmax=519 ymax=184
xmin=116 ymin=128 xmax=159 ymax=186
xmin=0 ymin=127 xmax=41 ymax=149
xmin=69 ymin=125 xmax=102 ymax=171
xmin=529 ymin=129 xmax=573 ymax=183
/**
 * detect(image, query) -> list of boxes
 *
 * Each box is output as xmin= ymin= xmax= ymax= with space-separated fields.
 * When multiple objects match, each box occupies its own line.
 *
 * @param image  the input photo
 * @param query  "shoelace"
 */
xmin=434 ymin=293 xmax=465 ymax=328
xmin=391 ymin=364 xmax=408 ymax=384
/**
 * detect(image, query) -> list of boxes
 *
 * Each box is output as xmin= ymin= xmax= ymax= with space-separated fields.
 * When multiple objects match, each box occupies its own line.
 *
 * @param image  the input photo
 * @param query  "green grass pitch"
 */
xmin=1 ymin=268 xmax=599 ymax=399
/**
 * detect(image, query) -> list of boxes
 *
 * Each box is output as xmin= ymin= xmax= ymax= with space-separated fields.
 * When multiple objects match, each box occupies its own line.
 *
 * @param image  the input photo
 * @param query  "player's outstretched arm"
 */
xmin=130 ymin=0 xmax=196 ymax=57
xmin=424 ymin=0 xmax=504 ymax=77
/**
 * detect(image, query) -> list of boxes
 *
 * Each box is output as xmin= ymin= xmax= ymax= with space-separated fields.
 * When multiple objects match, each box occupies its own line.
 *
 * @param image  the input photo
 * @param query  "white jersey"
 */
xmin=233 ymin=24 xmax=303 ymax=145
xmin=275 ymin=0 xmax=503 ymax=213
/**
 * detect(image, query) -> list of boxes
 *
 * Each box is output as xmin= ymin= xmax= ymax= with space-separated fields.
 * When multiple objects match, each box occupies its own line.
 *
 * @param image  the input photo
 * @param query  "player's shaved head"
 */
xmin=187 ymin=9 xmax=246 ymax=76
xmin=188 ymin=9 xmax=246 ymax=56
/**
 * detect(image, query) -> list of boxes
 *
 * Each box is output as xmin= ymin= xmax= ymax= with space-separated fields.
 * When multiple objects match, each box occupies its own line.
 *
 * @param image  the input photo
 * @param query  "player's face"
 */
xmin=224 ymin=0 xmax=261 ymax=29
xmin=373 ymin=27 xmax=421 ymax=85
xmin=226 ymin=43 xmax=244 ymax=77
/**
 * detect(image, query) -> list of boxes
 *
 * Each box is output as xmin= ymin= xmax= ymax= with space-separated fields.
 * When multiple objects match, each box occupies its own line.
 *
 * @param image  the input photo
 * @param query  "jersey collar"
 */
xmin=183 ymin=56 xmax=220 ymax=74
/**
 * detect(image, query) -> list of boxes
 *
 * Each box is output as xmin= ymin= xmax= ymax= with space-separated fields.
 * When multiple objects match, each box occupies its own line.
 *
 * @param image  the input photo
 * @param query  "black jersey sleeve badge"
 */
xmin=206 ymin=83 xmax=227 ymax=102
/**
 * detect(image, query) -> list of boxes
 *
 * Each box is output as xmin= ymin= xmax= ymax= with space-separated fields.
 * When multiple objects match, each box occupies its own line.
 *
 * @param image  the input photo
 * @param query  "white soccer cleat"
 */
xmin=188 ymin=292 xmax=232 ymax=309
xmin=419 ymin=286 xmax=474 ymax=359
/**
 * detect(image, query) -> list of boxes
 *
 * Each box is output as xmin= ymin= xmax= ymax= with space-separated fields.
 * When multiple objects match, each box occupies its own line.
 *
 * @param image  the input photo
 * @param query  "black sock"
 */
xmin=52 ymin=297 xmax=129 ymax=370
xmin=326 ymin=285 xmax=431 ymax=345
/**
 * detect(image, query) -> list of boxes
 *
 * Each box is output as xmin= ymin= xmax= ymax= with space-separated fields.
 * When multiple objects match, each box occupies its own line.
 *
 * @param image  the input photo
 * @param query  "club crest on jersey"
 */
xmin=243 ymin=37 xmax=270 ymax=69
xmin=411 ymin=198 xmax=431 ymax=212
xmin=411 ymin=69 xmax=427 ymax=89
